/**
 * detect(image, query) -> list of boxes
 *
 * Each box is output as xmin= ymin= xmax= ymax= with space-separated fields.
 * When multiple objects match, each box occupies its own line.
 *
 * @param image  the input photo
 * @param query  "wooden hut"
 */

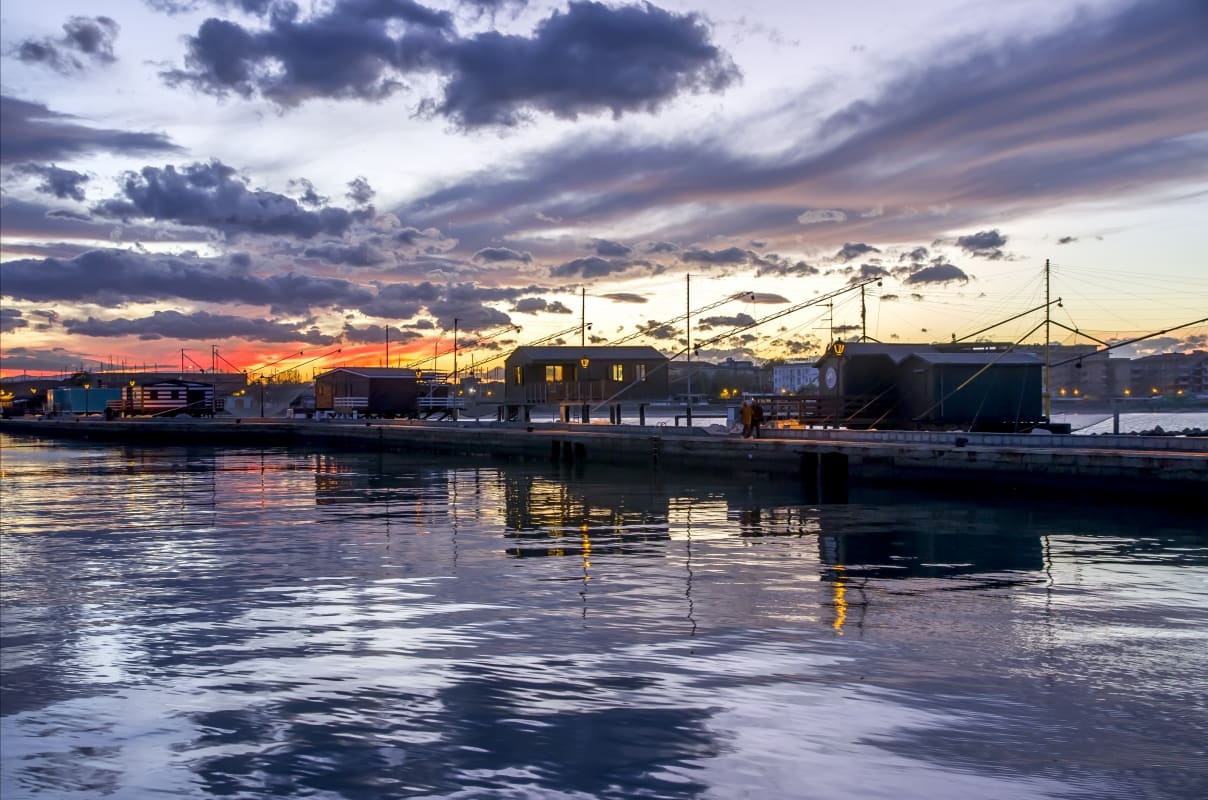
xmin=314 ymin=367 xmax=418 ymax=418
xmin=503 ymin=346 xmax=669 ymax=406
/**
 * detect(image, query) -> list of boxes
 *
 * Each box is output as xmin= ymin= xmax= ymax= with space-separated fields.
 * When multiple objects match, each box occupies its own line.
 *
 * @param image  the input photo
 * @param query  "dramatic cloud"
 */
xmin=797 ymin=209 xmax=847 ymax=225
xmin=680 ymin=247 xmax=757 ymax=266
xmin=592 ymin=239 xmax=632 ymax=258
xmin=0 ymin=249 xmax=375 ymax=316
xmin=0 ymin=96 xmax=180 ymax=164
xmin=93 ymin=161 xmax=371 ymax=239
xmin=904 ymin=263 xmax=970 ymax=285
xmin=956 ymin=229 xmax=1007 ymax=259
xmin=398 ymin=0 xmax=1208 ymax=256
xmin=63 ymin=309 xmax=336 ymax=344
xmin=0 ymin=308 xmax=30 ymax=334
xmin=601 ymin=293 xmax=647 ymax=304
xmin=302 ymin=241 xmax=391 ymax=266
xmin=473 ymin=247 xmax=532 ymax=263
xmin=846 ymin=264 xmax=890 ymax=285
xmin=835 ymin=242 xmax=880 ymax=262
xmin=13 ymin=16 xmax=119 ymax=73
xmin=425 ymin=1 xmax=740 ymax=127
xmin=161 ymin=0 xmax=737 ymax=127
xmin=697 ymin=313 xmax=755 ymax=331
xmin=550 ymin=255 xmax=630 ymax=278
xmin=755 ymin=258 xmax=818 ymax=278
xmin=13 ymin=164 xmax=91 ymax=201
xmin=512 ymin=297 xmax=571 ymax=315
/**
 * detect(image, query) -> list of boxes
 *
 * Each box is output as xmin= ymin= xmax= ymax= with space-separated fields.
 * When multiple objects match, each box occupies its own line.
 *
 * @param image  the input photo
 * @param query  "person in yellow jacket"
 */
xmin=740 ymin=400 xmax=753 ymax=438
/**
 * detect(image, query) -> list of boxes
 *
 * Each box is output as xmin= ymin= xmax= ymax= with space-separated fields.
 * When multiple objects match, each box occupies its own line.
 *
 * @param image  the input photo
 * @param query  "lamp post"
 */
xmin=127 ymin=379 xmax=136 ymax=416
xmin=82 ymin=382 xmax=90 ymax=416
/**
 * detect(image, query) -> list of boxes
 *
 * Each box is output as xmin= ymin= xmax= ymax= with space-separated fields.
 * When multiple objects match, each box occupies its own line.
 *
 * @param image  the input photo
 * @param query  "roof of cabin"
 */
xmin=317 ymin=367 xmax=417 ymax=379
xmin=905 ymin=351 xmax=1040 ymax=366
xmin=508 ymin=346 xmax=667 ymax=361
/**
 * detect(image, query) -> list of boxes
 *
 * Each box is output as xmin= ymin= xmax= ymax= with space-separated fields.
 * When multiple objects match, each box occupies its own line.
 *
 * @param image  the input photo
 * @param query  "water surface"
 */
xmin=2 ymin=434 xmax=1205 ymax=799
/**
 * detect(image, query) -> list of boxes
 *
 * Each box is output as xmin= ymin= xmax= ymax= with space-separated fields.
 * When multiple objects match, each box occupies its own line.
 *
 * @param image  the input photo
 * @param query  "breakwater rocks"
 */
xmin=2 ymin=417 xmax=1205 ymax=505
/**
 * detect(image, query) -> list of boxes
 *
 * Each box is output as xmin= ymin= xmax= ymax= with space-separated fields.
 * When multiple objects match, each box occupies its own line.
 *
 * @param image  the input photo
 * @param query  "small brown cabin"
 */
xmin=314 ymin=367 xmax=418 ymax=417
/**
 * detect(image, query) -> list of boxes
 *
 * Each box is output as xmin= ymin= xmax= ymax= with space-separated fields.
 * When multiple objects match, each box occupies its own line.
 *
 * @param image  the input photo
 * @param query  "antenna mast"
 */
xmin=686 ymin=274 xmax=691 ymax=404
xmin=1044 ymin=259 xmax=1051 ymax=420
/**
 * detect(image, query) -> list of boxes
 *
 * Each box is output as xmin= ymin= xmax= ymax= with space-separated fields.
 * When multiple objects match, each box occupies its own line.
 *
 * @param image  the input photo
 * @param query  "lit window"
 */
xmin=545 ymin=365 xmax=564 ymax=382
xmin=636 ymin=364 xmax=647 ymax=382
xmin=513 ymin=366 xmax=522 ymax=385
xmin=611 ymin=364 xmax=624 ymax=381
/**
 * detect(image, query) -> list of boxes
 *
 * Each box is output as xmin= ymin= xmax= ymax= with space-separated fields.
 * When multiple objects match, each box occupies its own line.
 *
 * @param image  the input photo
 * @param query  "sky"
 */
xmin=1 ymin=0 xmax=1206 ymax=379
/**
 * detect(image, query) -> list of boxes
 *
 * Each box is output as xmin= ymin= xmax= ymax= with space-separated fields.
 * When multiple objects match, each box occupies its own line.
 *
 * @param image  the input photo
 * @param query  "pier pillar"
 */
xmin=820 ymin=452 xmax=849 ymax=503
xmin=581 ymin=403 xmax=590 ymax=423
xmin=551 ymin=440 xmax=561 ymax=462
xmin=639 ymin=405 xmax=646 ymax=426
xmin=563 ymin=441 xmax=574 ymax=462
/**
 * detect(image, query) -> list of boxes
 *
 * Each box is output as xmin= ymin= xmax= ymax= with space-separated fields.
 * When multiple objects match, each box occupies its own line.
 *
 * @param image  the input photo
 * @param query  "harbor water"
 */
xmin=1 ymin=433 xmax=1206 ymax=799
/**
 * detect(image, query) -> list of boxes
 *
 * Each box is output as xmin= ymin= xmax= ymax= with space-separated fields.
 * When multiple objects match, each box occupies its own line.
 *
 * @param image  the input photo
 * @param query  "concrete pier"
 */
xmin=2 ymin=417 xmax=1204 ymax=504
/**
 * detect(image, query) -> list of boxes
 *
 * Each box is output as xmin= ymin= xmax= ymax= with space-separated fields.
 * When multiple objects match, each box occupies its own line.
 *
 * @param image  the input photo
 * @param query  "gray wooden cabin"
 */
xmin=503 ymin=346 xmax=670 ymax=409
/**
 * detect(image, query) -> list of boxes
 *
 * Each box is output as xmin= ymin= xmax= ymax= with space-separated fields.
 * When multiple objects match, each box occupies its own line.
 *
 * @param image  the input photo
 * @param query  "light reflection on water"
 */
xmin=1 ymin=433 xmax=1206 ymax=799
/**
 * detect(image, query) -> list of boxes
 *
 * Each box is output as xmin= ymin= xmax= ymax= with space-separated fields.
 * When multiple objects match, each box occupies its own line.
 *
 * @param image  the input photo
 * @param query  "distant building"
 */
xmin=772 ymin=362 xmax=820 ymax=395
xmin=1129 ymin=351 xmax=1208 ymax=398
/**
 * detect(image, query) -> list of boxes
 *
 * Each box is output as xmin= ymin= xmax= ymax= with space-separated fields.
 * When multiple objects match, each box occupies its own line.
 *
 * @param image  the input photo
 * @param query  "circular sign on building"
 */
xmin=825 ymin=366 xmax=837 ymax=389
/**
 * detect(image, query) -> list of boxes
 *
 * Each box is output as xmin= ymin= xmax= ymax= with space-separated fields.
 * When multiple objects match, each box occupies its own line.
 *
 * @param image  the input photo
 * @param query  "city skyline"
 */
xmin=2 ymin=0 xmax=1207 ymax=378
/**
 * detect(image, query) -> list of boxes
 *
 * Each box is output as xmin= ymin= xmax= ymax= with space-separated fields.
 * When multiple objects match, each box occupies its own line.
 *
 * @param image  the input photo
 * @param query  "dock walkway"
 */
xmin=2 ymin=417 xmax=1204 ymax=504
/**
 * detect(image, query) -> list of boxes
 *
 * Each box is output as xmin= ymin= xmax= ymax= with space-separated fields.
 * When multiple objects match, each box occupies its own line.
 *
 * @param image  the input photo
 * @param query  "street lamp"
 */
xmin=82 ymin=382 xmax=90 ymax=415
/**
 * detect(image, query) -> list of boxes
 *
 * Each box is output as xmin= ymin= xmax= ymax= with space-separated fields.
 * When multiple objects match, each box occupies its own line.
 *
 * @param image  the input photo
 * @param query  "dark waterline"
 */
xmin=1 ymin=434 xmax=1206 ymax=799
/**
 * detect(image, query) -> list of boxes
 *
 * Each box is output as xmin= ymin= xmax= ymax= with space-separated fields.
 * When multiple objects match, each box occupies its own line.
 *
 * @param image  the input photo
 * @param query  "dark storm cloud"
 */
xmin=0 ymin=197 xmax=192 ymax=247
xmin=473 ymin=247 xmax=532 ymax=263
xmin=63 ymin=309 xmax=335 ymax=344
xmin=12 ymin=164 xmax=90 ymax=201
xmin=0 ymin=308 xmax=29 ymax=334
xmin=904 ymin=263 xmax=969 ymax=285
xmin=601 ymin=293 xmax=647 ymax=304
xmin=162 ymin=1 xmax=454 ymax=106
xmin=512 ymin=297 xmax=571 ymax=315
xmin=592 ymin=239 xmax=632 ymax=258
xmin=423 ymin=1 xmax=740 ymax=127
xmin=397 ymin=0 xmax=1208 ymax=254
xmin=347 ymin=176 xmax=376 ymax=206
xmin=956 ymin=229 xmax=1007 ymax=259
xmin=0 ymin=249 xmax=374 ymax=316
xmin=145 ymin=1 xmax=276 ymax=13
xmin=93 ymin=161 xmax=370 ymax=239
xmin=835 ymin=242 xmax=879 ymax=262
xmin=0 ymin=96 xmax=180 ymax=164
xmin=900 ymin=246 xmax=929 ymax=263
xmin=12 ymin=16 xmax=119 ymax=73
xmin=162 ymin=1 xmax=737 ymax=126
xmin=647 ymin=241 xmax=679 ymax=254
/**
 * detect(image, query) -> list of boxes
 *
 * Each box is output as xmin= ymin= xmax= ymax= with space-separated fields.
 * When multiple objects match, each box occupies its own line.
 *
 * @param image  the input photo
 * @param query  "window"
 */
xmin=149 ymin=390 xmax=159 ymax=400
xmin=170 ymin=390 xmax=180 ymax=400
xmin=514 ymin=366 xmax=522 ymax=385
xmin=545 ymin=365 xmax=564 ymax=382
xmin=611 ymin=363 xmax=624 ymax=381
xmin=636 ymin=364 xmax=647 ymax=382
